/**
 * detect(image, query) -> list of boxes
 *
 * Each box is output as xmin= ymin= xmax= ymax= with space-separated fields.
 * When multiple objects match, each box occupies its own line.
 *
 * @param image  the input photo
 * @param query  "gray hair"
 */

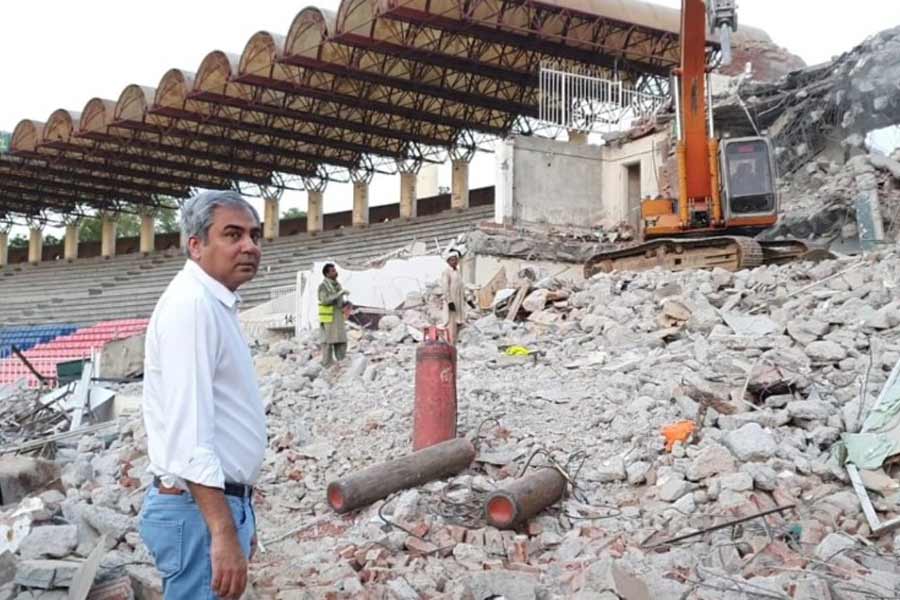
xmin=180 ymin=190 xmax=260 ymax=255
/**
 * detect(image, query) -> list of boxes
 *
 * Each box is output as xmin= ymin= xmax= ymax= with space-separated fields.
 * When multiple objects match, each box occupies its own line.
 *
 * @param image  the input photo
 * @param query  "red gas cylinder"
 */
xmin=413 ymin=327 xmax=458 ymax=451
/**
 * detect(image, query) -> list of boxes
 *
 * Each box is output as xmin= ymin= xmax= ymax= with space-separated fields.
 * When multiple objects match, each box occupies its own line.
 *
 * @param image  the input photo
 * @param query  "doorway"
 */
xmin=625 ymin=163 xmax=642 ymax=230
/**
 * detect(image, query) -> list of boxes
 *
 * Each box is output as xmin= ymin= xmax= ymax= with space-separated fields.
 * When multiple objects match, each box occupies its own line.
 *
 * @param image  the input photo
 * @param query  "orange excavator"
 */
xmin=585 ymin=0 xmax=817 ymax=276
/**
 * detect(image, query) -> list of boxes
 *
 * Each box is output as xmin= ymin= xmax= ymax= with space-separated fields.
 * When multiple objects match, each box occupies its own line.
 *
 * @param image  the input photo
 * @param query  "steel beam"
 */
xmin=111 ymin=119 xmax=359 ymax=169
xmin=281 ymin=55 xmax=537 ymax=117
xmin=189 ymin=90 xmax=448 ymax=149
xmin=149 ymin=105 xmax=403 ymax=160
xmin=94 ymin=124 xmax=318 ymax=177
xmin=237 ymin=73 xmax=508 ymax=137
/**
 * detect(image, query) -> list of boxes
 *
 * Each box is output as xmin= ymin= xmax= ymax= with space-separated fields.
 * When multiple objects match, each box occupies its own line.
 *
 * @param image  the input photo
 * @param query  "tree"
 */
xmin=156 ymin=208 xmax=180 ymax=234
xmin=79 ymin=213 xmax=141 ymax=242
xmin=282 ymin=207 xmax=306 ymax=220
xmin=8 ymin=234 xmax=28 ymax=249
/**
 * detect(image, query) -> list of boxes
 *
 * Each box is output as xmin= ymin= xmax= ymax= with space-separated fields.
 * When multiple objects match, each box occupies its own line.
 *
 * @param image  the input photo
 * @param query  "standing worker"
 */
xmin=140 ymin=190 xmax=266 ymax=600
xmin=318 ymin=263 xmax=350 ymax=366
xmin=441 ymin=250 xmax=466 ymax=344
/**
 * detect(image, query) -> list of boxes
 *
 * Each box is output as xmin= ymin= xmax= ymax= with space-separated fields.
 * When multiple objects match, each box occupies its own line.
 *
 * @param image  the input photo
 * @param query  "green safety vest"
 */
xmin=318 ymin=304 xmax=335 ymax=324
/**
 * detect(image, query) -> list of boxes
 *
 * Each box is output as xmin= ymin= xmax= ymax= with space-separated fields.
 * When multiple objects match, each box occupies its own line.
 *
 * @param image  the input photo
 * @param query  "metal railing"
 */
xmin=539 ymin=64 xmax=667 ymax=133
xmin=269 ymin=284 xmax=297 ymax=301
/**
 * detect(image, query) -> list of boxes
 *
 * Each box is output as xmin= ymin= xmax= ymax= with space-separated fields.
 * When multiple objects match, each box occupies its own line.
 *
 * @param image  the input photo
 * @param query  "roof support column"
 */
xmin=140 ymin=209 xmax=156 ymax=255
xmin=450 ymin=145 xmax=476 ymax=211
xmin=397 ymin=158 xmax=422 ymax=220
xmin=0 ymin=226 xmax=9 ymax=268
xmin=304 ymin=177 xmax=327 ymax=235
xmin=262 ymin=191 xmax=281 ymax=241
xmin=28 ymin=223 xmax=43 ymax=266
xmin=350 ymin=168 xmax=374 ymax=228
xmin=63 ymin=218 xmax=80 ymax=262
xmin=100 ymin=211 xmax=118 ymax=259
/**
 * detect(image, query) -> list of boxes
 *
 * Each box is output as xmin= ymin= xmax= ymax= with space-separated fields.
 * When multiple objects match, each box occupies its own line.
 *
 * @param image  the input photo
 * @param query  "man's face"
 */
xmin=326 ymin=266 xmax=338 ymax=280
xmin=189 ymin=205 xmax=262 ymax=291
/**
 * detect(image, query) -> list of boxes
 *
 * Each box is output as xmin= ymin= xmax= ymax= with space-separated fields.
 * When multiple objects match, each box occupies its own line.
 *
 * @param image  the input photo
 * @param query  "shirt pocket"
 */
xmin=139 ymin=518 xmax=184 ymax=579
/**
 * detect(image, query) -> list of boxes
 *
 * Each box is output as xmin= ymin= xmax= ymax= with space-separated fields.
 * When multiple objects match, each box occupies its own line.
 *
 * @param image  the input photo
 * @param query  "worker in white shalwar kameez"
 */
xmin=440 ymin=251 xmax=466 ymax=344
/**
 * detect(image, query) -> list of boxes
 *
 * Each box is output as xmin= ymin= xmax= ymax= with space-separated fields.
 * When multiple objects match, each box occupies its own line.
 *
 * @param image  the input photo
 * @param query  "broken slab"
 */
xmin=14 ymin=559 xmax=81 ymax=589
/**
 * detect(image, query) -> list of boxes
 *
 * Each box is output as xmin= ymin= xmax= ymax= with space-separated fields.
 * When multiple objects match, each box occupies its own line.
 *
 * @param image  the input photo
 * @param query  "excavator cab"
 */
xmin=720 ymin=137 xmax=779 ymax=230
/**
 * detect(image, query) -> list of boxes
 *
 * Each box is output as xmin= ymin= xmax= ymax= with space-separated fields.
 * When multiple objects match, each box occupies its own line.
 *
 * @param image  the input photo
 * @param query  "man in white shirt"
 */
xmin=140 ymin=190 xmax=266 ymax=600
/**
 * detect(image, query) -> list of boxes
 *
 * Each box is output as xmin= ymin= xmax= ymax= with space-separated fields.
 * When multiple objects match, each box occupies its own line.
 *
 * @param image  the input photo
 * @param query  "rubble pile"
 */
xmin=722 ymin=27 xmax=807 ymax=82
xmin=716 ymin=26 xmax=900 ymax=241
xmin=3 ymin=246 xmax=900 ymax=598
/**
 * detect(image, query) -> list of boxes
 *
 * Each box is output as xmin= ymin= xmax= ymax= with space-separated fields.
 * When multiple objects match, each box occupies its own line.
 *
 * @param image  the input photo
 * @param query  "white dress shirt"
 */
xmin=143 ymin=259 xmax=267 ymax=490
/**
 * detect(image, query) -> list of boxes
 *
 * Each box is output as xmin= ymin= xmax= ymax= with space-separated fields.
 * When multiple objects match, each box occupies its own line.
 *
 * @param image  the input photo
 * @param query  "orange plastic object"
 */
xmin=661 ymin=420 xmax=696 ymax=452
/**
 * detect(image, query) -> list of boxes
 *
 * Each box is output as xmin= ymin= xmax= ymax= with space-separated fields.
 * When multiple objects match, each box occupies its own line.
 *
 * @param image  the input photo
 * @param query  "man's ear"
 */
xmin=187 ymin=236 xmax=203 ymax=260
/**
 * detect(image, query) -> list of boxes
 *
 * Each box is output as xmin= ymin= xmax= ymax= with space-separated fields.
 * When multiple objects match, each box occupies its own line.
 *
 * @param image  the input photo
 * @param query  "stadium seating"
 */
xmin=0 ymin=319 xmax=149 ymax=388
xmin=0 ymin=205 xmax=493 ymax=328
xmin=0 ymin=324 xmax=76 ymax=359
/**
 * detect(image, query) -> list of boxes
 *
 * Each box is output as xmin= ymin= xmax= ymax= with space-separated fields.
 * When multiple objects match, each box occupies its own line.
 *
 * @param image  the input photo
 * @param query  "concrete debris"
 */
xmin=17 ymin=525 xmax=78 ymax=559
xmin=1 ymin=242 xmax=900 ymax=599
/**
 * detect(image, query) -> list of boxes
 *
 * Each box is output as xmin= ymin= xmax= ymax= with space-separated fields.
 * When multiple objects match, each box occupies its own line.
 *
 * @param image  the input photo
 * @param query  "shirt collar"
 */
xmin=183 ymin=260 xmax=241 ymax=309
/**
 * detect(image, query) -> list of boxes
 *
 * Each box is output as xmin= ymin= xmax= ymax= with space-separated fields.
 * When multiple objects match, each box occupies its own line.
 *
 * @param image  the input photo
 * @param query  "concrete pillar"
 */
xmin=263 ymin=196 xmax=280 ymax=241
xmin=451 ymin=159 xmax=470 ymax=210
xmin=400 ymin=172 xmax=417 ymax=219
xmin=100 ymin=213 xmax=117 ymax=258
xmin=416 ymin=163 xmax=440 ymax=199
xmin=64 ymin=223 xmax=79 ymax=262
xmin=568 ymin=129 xmax=589 ymax=145
xmin=140 ymin=213 xmax=155 ymax=254
xmin=353 ymin=182 xmax=369 ymax=227
xmin=28 ymin=227 xmax=43 ymax=265
xmin=307 ymin=190 xmax=324 ymax=234
xmin=0 ymin=229 xmax=8 ymax=267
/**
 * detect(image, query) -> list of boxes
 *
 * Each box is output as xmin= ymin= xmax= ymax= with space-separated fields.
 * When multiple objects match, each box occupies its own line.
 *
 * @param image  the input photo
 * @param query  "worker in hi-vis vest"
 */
xmin=318 ymin=262 xmax=350 ymax=367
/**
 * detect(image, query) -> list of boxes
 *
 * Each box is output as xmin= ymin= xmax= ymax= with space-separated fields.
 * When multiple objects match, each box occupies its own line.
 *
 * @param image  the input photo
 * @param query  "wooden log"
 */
xmin=327 ymin=438 xmax=475 ymax=514
xmin=485 ymin=468 xmax=566 ymax=529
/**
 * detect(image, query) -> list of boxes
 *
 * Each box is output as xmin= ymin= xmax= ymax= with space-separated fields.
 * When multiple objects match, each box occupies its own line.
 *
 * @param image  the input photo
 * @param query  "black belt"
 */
xmin=153 ymin=477 xmax=253 ymax=499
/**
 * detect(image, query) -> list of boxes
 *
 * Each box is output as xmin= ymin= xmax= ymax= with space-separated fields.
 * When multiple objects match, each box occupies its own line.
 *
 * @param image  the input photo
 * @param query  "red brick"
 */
xmin=404 ymin=536 xmax=439 ymax=556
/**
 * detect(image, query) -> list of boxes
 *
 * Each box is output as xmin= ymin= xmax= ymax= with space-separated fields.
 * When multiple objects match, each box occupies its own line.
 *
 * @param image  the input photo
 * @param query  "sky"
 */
xmin=1 ymin=0 xmax=899 ymax=231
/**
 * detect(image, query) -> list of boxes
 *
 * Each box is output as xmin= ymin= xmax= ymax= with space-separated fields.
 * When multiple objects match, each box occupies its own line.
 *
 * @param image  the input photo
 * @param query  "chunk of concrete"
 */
xmin=464 ymin=570 xmax=537 ymax=600
xmin=723 ymin=423 xmax=777 ymax=462
xmin=99 ymin=334 xmax=145 ymax=378
xmin=0 ymin=456 xmax=61 ymax=505
xmin=687 ymin=444 xmax=736 ymax=481
xmin=80 ymin=505 xmax=135 ymax=544
xmin=0 ymin=552 xmax=14 ymax=586
xmin=805 ymin=341 xmax=847 ymax=362
xmin=14 ymin=559 xmax=80 ymax=589
xmin=18 ymin=525 xmax=78 ymax=559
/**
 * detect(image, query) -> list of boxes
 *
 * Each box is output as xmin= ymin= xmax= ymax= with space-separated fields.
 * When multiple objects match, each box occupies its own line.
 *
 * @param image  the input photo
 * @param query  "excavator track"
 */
xmin=584 ymin=236 xmax=824 ymax=278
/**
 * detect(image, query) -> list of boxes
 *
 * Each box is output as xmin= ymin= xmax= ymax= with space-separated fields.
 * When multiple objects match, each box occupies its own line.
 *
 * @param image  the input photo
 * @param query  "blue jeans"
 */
xmin=139 ymin=487 xmax=255 ymax=600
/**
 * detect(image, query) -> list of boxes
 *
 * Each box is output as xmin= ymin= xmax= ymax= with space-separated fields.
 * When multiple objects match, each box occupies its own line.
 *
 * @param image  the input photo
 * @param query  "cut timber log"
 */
xmin=485 ymin=468 xmax=567 ymax=529
xmin=327 ymin=438 xmax=475 ymax=514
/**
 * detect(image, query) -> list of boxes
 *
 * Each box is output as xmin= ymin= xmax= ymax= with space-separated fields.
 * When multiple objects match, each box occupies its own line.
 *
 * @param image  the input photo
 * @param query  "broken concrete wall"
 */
xmin=98 ymin=335 xmax=144 ymax=379
xmin=599 ymin=130 xmax=669 ymax=227
xmin=495 ymin=135 xmax=605 ymax=231
xmin=495 ymin=133 xmax=669 ymax=232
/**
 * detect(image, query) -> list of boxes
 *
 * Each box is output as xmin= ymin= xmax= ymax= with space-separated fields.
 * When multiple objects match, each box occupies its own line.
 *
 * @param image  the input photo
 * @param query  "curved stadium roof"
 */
xmin=0 ymin=0 xmax=713 ymax=221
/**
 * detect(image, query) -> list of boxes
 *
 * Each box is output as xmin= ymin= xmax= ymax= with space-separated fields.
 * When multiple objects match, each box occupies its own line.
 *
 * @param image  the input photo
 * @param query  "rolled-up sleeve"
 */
xmin=156 ymin=295 xmax=224 ymax=489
